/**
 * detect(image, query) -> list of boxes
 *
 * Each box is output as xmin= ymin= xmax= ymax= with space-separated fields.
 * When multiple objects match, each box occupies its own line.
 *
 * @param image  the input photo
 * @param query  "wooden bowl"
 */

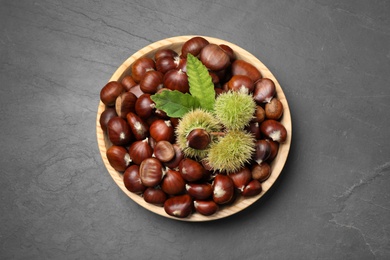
xmin=96 ymin=35 xmax=292 ymax=221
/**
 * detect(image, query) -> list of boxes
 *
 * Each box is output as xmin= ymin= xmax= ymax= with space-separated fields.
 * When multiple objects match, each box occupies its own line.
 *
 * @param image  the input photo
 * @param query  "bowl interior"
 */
xmin=96 ymin=35 xmax=292 ymax=221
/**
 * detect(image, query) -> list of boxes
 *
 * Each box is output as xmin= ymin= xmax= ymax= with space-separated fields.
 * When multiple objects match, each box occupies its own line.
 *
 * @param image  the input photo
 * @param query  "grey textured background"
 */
xmin=1 ymin=0 xmax=390 ymax=259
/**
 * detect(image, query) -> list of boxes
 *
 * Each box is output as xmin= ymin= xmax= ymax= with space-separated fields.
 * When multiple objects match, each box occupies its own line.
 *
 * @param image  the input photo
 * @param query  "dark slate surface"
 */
xmin=1 ymin=0 xmax=389 ymax=259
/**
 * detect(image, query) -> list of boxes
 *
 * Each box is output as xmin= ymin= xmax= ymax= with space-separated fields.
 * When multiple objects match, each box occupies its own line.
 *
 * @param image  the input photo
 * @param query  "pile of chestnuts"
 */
xmin=99 ymin=36 xmax=287 ymax=219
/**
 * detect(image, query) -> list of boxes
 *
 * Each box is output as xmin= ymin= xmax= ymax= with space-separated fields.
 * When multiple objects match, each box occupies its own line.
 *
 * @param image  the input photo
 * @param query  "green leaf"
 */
xmin=151 ymin=90 xmax=200 ymax=118
xmin=186 ymin=53 xmax=216 ymax=111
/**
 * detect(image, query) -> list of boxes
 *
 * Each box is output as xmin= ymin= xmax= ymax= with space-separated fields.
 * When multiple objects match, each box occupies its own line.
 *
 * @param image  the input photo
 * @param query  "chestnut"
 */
xmin=143 ymin=187 xmax=167 ymax=206
xmin=181 ymin=36 xmax=209 ymax=58
xmin=100 ymin=81 xmax=124 ymax=106
xmin=245 ymin=121 xmax=261 ymax=140
xmin=185 ymin=183 xmax=213 ymax=200
xmin=227 ymin=75 xmax=254 ymax=94
xmin=254 ymin=105 xmax=266 ymax=123
xmin=200 ymin=44 xmax=231 ymax=71
xmin=106 ymin=145 xmax=131 ymax=172
xmin=186 ymin=128 xmax=211 ymax=150
xmin=123 ymin=165 xmax=146 ymax=194
xmin=164 ymin=144 xmax=184 ymax=169
xmin=253 ymin=78 xmax=276 ymax=104
xmin=107 ymin=117 xmax=132 ymax=146
xmin=219 ymin=44 xmax=236 ymax=62
xmin=179 ymin=158 xmax=206 ymax=182
xmin=126 ymin=112 xmax=149 ymax=140
xmin=231 ymin=60 xmax=262 ymax=83
xmin=153 ymin=140 xmax=175 ymax=162
xmin=163 ymin=69 xmax=189 ymax=93
xmin=128 ymin=138 xmax=153 ymax=165
xmin=242 ymin=179 xmax=262 ymax=197
xmin=260 ymin=120 xmax=287 ymax=143
xmin=154 ymin=48 xmax=178 ymax=61
xmin=115 ymin=91 xmax=137 ymax=118
xmin=212 ymin=174 xmax=234 ymax=205
xmin=254 ymin=139 xmax=271 ymax=165
xmin=139 ymin=157 xmax=165 ymax=187
xmin=156 ymin=56 xmax=179 ymax=74
xmin=164 ymin=194 xmax=193 ymax=218
xmin=228 ymin=167 xmax=252 ymax=192
xmin=99 ymin=107 xmax=117 ymax=133
xmin=131 ymin=57 xmax=155 ymax=83
xmin=265 ymin=98 xmax=284 ymax=120
xmin=135 ymin=94 xmax=155 ymax=119
xmin=161 ymin=169 xmax=186 ymax=195
xmin=194 ymin=200 xmax=219 ymax=216
xmin=251 ymin=162 xmax=271 ymax=182
xmin=149 ymin=119 xmax=175 ymax=143
xmin=121 ymin=75 xmax=137 ymax=91
xmin=140 ymin=70 xmax=164 ymax=94
xmin=266 ymin=139 xmax=279 ymax=162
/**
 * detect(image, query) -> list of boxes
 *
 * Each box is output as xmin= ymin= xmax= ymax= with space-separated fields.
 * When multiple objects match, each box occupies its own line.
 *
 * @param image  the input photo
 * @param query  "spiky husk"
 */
xmin=176 ymin=109 xmax=222 ymax=159
xmin=206 ymin=130 xmax=255 ymax=173
xmin=214 ymin=91 xmax=256 ymax=130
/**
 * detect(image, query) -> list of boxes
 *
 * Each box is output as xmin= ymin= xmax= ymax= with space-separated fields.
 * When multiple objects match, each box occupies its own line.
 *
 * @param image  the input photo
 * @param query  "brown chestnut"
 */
xmin=254 ymin=105 xmax=266 ymax=123
xmin=156 ymin=56 xmax=179 ymax=74
xmin=251 ymin=162 xmax=271 ymax=182
xmin=107 ymin=117 xmax=132 ymax=146
xmin=131 ymin=57 xmax=155 ymax=83
xmin=115 ymin=92 xmax=137 ymax=118
xmin=253 ymin=78 xmax=276 ymax=104
xmin=153 ymin=140 xmax=175 ymax=162
xmin=126 ymin=112 xmax=149 ymax=140
xmin=254 ymin=139 xmax=271 ymax=165
xmin=245 ymin=121 xmax=261 ymax=140
xmin=265 ymin=98 xmax=284 ymax=120
xmin=121 ymin=75 xmax=137 ymax=91
xmin=140 ymin=70 xmax=164 ymax=94
xmin=181 ymin=36 xmax=209 ymax=58
xmin=149 ymin=119 xmax=175 ymax=143
xmin=164 ymin=144 xmax=184 ymax=169
xmin=135 ymin=93 xmax=155 ymax=119
xmin=128 ymin=138 xmax=153 ymax=165
xmin=194 ymin=200 xmax=219 ymax=216
xmin=186 ymin=128 xmax=211 ymax=150
xmin=139 ymin=157 xmax=165 ymax=187
xmin=212 ymin=174 xmax=234 ymax=205
xmin=164 ymin=194 xmax=193 ymax=218
xmin=219 ymin=44 xmax=236 ymax=61
xmin=154 ymin=48 xmax=178 ymax=61
xmin=123 ymin=165 xmax=146 ymax=194
xmin=99 ymin=107 xmax=117 ymax=133
xmin=260 ymin=120 xmax=287 ymax=143
xmin=200 ymin=44 xmax=231 ymax=71
xmin=242 ymin=179 xmax=262 ymax=197
xmin=163 ymin=69 xmax=189 ymax=93
xmin=100 ymin=81 xmax=124 ymax=106
xmin=227 ymin=75 xmax=254 ymax=94
xmin=228 ymin=167 xmax=252 ymax=192
xmin=186 ymin=183 xmax=213 ymax=200
xmin=143 ymin=187 xmax=167 ymax=206
xmin=266 ymin=139 xmax=279 ymax=163
xmin=106 ymin=145 xmax=131 ymax=172
xmin=231 ymin=60 xmax=262 ymax=83
xmin=161 ymin=169 xmax=186 ymax=195
xmin=179 ymin=158 xmax=206 ymax=182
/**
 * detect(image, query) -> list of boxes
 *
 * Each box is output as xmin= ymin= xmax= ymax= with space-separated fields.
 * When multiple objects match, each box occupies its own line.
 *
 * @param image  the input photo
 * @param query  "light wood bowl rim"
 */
xmin=96 ymin=35 xmax=292 ymax=222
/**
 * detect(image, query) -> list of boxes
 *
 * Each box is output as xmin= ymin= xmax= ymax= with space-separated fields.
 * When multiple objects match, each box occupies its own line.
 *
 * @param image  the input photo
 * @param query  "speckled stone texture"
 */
xmin=1 ymin=0 xmax=389 ymax=259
